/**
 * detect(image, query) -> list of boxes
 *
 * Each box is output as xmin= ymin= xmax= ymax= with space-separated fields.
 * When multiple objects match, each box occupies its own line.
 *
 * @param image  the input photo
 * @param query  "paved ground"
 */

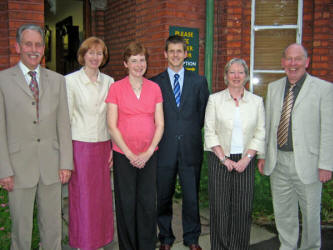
xmin=62 ymin=185 xmax=333 ymax=250
xmin=62 ymin=195 xmax=278 ymax=250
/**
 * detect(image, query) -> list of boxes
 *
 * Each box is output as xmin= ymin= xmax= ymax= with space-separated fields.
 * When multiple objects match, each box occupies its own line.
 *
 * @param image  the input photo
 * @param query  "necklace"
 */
xmin=131 ymin=84 xmax=142 ymax=99
xmin=132 ymin=85 xmax=142 ymax=91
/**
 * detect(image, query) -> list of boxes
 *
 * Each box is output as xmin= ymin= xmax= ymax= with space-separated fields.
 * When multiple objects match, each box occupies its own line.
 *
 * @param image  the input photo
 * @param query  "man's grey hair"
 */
xmin=283 ymin=43 xmax=308 ymax=58
xmin=16 ymin=24 xmax=45 ymax=45
xmin=224 ymin=58 xmax=250 ymax=86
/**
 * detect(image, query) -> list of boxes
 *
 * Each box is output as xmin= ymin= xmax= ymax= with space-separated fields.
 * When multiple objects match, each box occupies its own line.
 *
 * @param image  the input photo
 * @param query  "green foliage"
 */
xmin=197 ymin=158 xmax=333 ymax=224
xmin=0 ymin=187 xmax=40 ymax=249
xmin=253 ymin=168 xmax=274 ymax=216
xmin=322 ymin=181 xmax=333 ymax=223
xmin=199 ymin=152 xmax=209 ymax=208
xmin=0 ymin=188 xmax=11 ymax=249
xmin=173 ymin=152 xmax=209 ymax=207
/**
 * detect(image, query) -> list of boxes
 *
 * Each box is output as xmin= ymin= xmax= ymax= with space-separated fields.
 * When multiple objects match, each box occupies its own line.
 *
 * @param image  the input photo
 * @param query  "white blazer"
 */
xmin=204 ymin=88 xmax=265 ymax=157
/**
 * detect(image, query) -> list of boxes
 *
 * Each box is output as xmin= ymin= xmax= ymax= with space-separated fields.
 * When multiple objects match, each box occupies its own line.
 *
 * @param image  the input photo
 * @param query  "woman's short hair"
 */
xmin=123 ymin=41 xmax=149 ymax=63
xmin=77 ymin=37 xmax=108 ymax=67
xmin=224 ymin=58 xmax=250 ymax=86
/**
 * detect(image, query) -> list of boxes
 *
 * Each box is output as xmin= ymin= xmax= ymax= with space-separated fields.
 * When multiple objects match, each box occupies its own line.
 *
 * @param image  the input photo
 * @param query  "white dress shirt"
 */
xmin=65 ymin=67 xmax=114 ymax=142
xmin=230 ymin=107 xmax=244 ymax=154
xmin=18 ymin=61 xmax=40 ymax=86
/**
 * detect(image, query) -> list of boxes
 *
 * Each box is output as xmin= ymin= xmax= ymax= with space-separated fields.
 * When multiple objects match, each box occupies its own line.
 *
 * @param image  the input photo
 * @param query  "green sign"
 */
xmin=169 ymin=26 xmax=199 ymax=73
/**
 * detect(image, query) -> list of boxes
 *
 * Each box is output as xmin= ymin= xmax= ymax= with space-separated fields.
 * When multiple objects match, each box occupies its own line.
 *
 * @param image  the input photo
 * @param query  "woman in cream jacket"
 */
xmin=204 ymin=58 xmax=265 ymax=250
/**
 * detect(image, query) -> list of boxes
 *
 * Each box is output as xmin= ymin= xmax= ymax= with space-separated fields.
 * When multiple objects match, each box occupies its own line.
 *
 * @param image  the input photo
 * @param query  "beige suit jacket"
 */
xmin=0 ymin=65 xmax=73 ymax=188
xmin=204 ymin=88 xmax=265 ymax=156
xmin=260 ymin=74 xmax=333 ymax=184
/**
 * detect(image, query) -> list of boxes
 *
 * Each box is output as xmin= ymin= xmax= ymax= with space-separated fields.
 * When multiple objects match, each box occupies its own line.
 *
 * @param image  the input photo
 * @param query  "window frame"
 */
xmin=249 ymin=0 xmax=304 ymax=93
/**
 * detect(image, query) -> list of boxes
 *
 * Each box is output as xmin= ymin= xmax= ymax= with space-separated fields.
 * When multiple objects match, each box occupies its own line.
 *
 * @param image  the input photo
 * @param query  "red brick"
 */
xmin=8 ymin=2 xmax=43 ymax=12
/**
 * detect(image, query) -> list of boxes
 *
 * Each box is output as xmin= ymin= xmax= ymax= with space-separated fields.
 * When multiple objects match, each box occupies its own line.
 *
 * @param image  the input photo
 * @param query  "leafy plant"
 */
xmin=0 ymin=187 xmax=40 ymax=249
xmin=197 ymin=158 xmax=333 ymax=225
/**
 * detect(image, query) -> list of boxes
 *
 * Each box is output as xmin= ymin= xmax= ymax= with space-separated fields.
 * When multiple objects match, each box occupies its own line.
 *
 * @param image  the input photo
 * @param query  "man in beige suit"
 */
xmin=258 ymin=43 xmax=333 ymax=250
xmin=0 ymin=24 xmax=73 ymax=249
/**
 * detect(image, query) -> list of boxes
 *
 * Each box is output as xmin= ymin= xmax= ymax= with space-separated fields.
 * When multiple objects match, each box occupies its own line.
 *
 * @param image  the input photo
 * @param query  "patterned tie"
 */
xmin=277 ymin=84 xmax=296 ymax=147
xmin=173 ymin=73 xmax=181 ymax=107
xmin=28 ymin=71 xmax=39 ymax=120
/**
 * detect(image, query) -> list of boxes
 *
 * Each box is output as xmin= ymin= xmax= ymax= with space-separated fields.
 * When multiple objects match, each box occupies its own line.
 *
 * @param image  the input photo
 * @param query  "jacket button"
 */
xmin=33 ymin=121 xmax=37 ymax=124
xmin=32 ymin=102 xmax=35 ymax=105
xmin=37 ymin=138 xmax=40 ymax=142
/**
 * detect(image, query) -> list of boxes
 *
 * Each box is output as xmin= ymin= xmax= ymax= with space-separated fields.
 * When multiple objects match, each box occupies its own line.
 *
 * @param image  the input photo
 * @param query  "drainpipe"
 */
xmin=205 ymin=0 xmax=214 ymax=92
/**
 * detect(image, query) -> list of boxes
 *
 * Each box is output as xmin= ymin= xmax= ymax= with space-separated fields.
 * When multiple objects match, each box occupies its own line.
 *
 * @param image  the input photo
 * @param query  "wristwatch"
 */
xmin=220 ymin=155 xmax=228 ymax=164
xmin=247 ymin=154 xmax=253 ymax=159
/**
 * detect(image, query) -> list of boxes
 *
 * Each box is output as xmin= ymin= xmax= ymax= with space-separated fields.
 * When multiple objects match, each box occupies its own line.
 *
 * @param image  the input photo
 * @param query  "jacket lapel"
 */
xmin=179 ymin=70 xmax=190 ymax=109
xmin=12 ymin=65 xmax=33 ymax=98
xmin=273 ymin=78 xmax=287 ymax=126
xmin=293 ymin=74 xmax=312 ymax=111
xmin=39 ymin=68 xmax=49 ymax=99
xmin=161 ymin=71 xmax=179 ymax=111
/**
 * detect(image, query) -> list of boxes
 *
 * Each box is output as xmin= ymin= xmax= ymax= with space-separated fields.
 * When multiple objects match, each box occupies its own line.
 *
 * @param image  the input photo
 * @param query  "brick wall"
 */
xmin=302 ymin=0 xmax=314 ymax=73
xmin=103 ymin=0 xmax=136 ymax=80
xmin=212 ymin=0 xmax=251 ymax=92
xmin=0 ymin=0 xmax=331 ymax=85
xmin=329 ymin=2 xmax=333 ymax=82
xmin=6 ymin=0 xmax=44 ymax=68
xmin=103 ymin=0 xmax=207 ymax=81
xmin=212 ymin=0 xmax=333 ymax=91
xmin=91 ymin=10 xmax=105 ymax=39
xmin=310 ymin=0 xmax=333 ymax=82
xmin=0 ymin=1 xmax=9 ymax=70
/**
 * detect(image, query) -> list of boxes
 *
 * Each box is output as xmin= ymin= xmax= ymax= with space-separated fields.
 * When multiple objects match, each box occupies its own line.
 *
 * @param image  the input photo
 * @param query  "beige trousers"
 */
xmin=8 ymin=181 xmax=62 ymax=250
xmin=270 ymin=150 xmax=322 ymax=250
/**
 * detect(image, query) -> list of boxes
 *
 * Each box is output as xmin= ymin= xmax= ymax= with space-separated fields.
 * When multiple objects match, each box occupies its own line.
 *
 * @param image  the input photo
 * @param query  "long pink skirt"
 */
xmin=69 ymin=140 xmax=114 ymax=250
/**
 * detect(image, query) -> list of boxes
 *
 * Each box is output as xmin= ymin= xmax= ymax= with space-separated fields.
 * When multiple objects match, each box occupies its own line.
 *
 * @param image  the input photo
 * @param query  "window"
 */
xmin=250 ymin=0 xmax=303 ymax=97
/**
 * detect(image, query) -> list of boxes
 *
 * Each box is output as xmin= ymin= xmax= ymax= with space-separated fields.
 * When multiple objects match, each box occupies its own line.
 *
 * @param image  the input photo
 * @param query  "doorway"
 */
xmin=44 ymin=0 xmax=89 ymax=74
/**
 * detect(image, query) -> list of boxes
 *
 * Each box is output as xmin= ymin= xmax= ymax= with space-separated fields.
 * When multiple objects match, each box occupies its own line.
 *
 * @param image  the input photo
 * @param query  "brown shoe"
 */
xmin=189 ymin=244 xmax=202 ymax=250
xmin=160 ymin=244 xmax=171 ymax=250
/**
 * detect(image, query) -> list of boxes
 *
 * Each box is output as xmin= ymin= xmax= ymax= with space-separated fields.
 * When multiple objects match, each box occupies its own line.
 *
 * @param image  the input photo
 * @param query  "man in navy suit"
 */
xmin=151 ymin=35 xmax=209 ymax=250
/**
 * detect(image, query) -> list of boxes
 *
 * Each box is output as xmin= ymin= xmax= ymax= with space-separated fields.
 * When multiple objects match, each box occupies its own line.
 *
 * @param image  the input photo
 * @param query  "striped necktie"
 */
xmin=173 ymin=73 xmax=181 ymax=107
xmin=277 ymin=84 xmax=296 ymax=147
xmin=28 ymin=71 xmax=39 ymax=120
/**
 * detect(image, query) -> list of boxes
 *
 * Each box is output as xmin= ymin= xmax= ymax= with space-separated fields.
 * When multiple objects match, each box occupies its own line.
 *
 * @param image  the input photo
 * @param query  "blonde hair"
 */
xmin=224 ymin=58 xmax=249 ymax=86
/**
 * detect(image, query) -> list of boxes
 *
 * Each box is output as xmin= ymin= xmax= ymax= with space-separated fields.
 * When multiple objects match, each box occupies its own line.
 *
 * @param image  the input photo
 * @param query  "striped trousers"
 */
xmin=208 ymin=152 xmax=255 ymax=250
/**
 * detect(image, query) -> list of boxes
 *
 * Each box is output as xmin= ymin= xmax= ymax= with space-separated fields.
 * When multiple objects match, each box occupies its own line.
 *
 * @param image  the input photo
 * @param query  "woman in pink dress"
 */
xmin=65 ymin=37 xmax=114 ymax=250
xmin=106 ymin=41 xmax=164 ymax=250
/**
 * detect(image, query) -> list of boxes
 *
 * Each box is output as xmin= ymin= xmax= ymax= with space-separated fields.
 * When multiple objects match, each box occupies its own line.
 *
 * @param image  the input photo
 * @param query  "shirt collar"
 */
xmin=80 ymin=67 xmax=102 ymax=85
xmin=167 ymin=67 xmax=185 ymax=81
xmin=18 ymin=61 xmax=40 ymax=78
xmin=226 ymin=88 xmax=249 ymax=103
xmin=286 ymin=73 xmax=307 ymax=89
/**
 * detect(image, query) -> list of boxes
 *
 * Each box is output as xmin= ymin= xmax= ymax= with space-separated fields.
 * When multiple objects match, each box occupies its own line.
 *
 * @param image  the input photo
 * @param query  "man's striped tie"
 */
xmin=174 ymin=73 xmax=181 ymax=107
xmin=277 ymin=84 xmax=296 ymax=147
xmin=28 ymin=71 xmax=39 ymax=120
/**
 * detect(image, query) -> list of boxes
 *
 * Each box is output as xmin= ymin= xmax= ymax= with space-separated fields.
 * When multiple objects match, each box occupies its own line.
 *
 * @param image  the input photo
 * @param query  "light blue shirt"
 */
xmin=167 ymin=67 xmax=185 ymax=94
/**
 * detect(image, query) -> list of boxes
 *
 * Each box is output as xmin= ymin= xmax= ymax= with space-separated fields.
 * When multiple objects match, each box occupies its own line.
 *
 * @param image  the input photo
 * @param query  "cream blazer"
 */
xmin=259 ymin=74 xmax=333 ymax=184
xmin=65 ymin=68 xmax=114 ymax=142
xmin=204 ymin=88 xmax=265 ymax=157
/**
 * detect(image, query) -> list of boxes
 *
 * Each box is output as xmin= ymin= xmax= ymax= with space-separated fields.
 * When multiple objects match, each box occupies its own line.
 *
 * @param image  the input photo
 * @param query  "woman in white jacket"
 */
xmin=204 ymin=58 xmax=265 ymax=250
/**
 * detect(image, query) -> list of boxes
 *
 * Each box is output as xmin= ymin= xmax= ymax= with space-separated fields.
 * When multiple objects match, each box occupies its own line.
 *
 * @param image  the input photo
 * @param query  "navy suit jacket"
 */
xmin=151 ymin=70 xmax=209 ymax=167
